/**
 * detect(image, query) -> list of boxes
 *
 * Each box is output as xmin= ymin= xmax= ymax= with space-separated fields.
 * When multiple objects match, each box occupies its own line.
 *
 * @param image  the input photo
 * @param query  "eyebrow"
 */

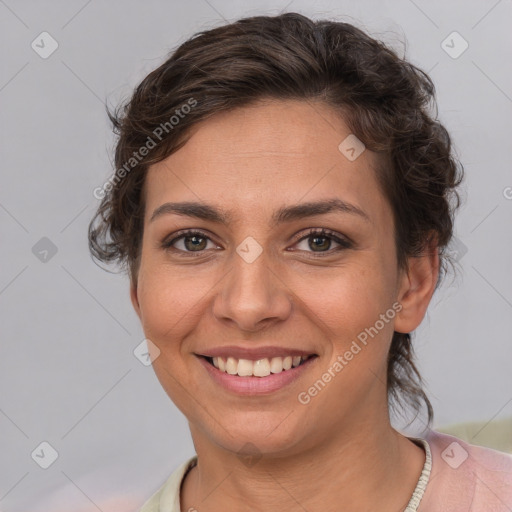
xmin=149 ymin=198 xmax=372 ymax=226
xmin=150 ymin=198 xmax=371 ymax=226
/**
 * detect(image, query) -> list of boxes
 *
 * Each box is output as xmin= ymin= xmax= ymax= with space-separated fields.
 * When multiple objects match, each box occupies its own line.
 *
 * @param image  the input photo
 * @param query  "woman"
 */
xmin=88 ymin=12 xmax=512 ymax=512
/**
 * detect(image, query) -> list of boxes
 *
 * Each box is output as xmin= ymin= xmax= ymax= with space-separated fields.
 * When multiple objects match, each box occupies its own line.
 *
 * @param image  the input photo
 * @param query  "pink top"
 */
xmin=418 ymin=429 xmax=512 ymax=510
xmin=139 ymin=430 xmax=512 ymax=511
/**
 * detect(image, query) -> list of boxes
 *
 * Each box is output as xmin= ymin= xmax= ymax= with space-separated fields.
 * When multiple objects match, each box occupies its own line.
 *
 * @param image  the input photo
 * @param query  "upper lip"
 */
xmin=196 ymin=345 xmax=317 ymax=361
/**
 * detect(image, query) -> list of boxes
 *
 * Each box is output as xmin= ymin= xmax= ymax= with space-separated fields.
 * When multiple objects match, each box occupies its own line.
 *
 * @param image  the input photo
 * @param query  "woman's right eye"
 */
xmin=162 ymin=230 xmax=220 ymax=255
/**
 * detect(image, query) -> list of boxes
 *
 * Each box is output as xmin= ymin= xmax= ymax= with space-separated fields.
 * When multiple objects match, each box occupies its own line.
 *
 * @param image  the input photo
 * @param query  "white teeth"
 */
xmin=270 ymin=356 xmax=283 ymax=374
xmin=253 ymin=359 xmax=271 ymax=377
xmin=226 ymin=357 xmax=238 ymax=375
xmin=237 ymin=359 xmax=253 ymax=377
xmin=210 ymin=355 xmax=312 ymax=377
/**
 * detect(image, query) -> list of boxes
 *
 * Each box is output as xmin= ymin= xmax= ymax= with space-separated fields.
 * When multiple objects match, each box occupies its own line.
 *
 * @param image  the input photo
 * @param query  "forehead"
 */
xmin=144 ymin=99 xmax=390 ymax=225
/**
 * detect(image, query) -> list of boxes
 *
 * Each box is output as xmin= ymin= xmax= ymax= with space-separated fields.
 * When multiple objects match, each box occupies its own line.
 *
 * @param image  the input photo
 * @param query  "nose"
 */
xmin=212 ymin=247 xmax=292 ymax=332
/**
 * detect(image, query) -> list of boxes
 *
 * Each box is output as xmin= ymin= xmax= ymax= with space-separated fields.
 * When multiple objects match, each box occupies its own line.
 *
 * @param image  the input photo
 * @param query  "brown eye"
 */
xmin=308 ymin=234 xmax=332 ymax=251
xmin=162 ymin=230 xmax=218 ymax=254
xmin=183 ymin=234 xmax=208 ymax=251
xmin=293 ymin=228 xmax=352 ymax=254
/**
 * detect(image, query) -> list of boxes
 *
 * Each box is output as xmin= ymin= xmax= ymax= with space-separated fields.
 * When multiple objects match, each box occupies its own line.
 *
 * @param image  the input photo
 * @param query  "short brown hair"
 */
xmin=89 ymin=12 xmax=464 ymax=427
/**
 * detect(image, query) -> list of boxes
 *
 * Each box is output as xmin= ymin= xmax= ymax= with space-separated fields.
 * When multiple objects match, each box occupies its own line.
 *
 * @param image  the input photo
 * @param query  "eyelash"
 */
xmin=161 ymin=228 xmax=352 ymax=258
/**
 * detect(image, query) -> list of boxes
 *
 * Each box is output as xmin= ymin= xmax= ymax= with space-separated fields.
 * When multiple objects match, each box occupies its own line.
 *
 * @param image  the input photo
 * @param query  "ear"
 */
xmin=130 ymin=279 xmax=141 ymax=319
xmin=394 ymin=234 xmax=439 ymax=334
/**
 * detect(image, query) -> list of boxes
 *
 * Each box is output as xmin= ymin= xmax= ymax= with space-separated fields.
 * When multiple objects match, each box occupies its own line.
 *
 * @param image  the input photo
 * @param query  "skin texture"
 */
xmin=130 ymin=99 xmax=439 ymax=511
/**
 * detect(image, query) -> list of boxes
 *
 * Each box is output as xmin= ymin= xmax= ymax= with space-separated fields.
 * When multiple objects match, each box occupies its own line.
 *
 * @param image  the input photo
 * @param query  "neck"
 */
xmin=181 ymin=414 xmax=425 ymax=512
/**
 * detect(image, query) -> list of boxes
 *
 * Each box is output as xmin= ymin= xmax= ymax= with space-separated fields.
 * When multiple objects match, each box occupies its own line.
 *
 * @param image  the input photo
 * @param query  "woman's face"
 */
xmin=131 ymin=99 xmax=426 ymax=456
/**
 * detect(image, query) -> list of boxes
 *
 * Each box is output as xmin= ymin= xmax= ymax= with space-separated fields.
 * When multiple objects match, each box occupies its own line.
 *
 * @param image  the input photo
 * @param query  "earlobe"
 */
xmin=394 ymin=238 xmax=439 ymax=334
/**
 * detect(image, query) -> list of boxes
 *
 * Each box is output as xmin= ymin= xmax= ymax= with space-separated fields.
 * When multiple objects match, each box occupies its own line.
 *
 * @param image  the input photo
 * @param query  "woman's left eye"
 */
xmin=161 ymin=228 xmax=352 ymax=256
xmin=293 ymin=228 xmax=352 ymax=254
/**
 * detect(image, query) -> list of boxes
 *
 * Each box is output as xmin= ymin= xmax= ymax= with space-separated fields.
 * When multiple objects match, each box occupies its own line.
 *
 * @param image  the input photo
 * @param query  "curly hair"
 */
xmin=89 ymin=12 xmax=464 ymax=427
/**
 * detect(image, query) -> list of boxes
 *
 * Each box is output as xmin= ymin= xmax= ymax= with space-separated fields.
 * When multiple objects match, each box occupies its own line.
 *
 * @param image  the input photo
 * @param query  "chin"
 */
xmin=209 ymin=412 xmax=309 ymax=457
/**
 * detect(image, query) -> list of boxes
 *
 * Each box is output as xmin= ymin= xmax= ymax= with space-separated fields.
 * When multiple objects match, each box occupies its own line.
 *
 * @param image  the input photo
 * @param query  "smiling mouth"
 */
xmin=201 ymin=354 xmax=317 ymax=378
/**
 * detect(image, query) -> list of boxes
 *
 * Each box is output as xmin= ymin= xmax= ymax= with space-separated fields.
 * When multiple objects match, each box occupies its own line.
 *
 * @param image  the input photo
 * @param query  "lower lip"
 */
xmin=197 ymin=355 xmax=317 ymax=395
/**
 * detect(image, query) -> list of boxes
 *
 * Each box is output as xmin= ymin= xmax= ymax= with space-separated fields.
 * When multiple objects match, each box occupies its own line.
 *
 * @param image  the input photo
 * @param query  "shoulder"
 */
xmin=139 ymin=456 xmax=198 ymax=512
xmin=419 ymin=429 xmax=512 ymax=511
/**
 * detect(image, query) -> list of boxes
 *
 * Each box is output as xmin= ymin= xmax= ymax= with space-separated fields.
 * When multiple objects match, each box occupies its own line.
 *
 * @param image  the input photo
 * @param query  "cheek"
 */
xmin=135 ymin=262 xmax=213 ymax=351
xmin=134 ymin=264 xmax=214 ymax=415
xmin=296 ymin=264 xmax=397 ymax=402
xmin=293 ymin=264 xmax=397 ymax=412
xmin=297 ymin=261 xmax=394 ymax=338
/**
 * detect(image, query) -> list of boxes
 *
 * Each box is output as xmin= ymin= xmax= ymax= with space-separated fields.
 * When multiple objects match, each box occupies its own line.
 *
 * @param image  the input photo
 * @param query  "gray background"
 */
xmin=1 ymin=0 xmax=511 ymax=510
